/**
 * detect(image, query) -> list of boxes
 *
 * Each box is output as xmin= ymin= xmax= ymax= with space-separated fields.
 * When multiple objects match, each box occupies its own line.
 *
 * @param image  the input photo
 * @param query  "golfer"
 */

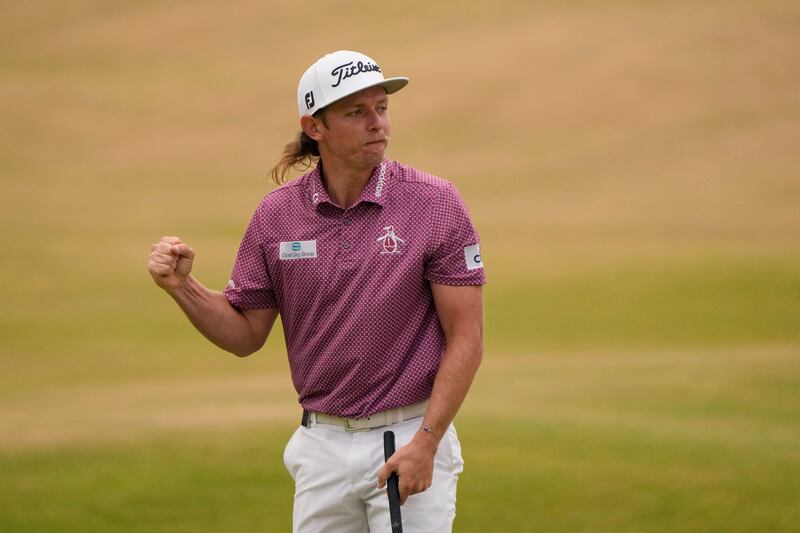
xmin=148 ymin=50 xmax=485 ymax=532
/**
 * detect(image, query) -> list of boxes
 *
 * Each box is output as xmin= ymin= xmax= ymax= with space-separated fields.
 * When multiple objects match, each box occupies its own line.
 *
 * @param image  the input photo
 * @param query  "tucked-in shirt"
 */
xmin=223 ymin=160 xmax=485 ymax=418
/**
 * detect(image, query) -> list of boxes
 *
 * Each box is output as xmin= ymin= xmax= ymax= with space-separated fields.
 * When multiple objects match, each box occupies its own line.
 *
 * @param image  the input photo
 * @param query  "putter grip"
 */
xmin=383 ymin=431 xmax=403 ymax=533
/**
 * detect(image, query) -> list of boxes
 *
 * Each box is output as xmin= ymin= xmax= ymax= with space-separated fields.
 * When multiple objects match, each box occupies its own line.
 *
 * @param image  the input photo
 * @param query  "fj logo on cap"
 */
xmin=304 ymin=91 xmax=315 ymax=110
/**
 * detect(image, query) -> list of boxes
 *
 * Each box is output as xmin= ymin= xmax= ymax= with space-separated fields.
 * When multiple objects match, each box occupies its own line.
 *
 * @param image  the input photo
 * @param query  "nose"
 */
xmin=366 ymin=108 xmax=383 ymax=132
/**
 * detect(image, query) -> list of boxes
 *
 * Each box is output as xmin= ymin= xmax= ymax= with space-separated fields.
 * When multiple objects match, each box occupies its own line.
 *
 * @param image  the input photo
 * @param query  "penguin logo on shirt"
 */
xmin=376 ymin=225 xmax=406 ymax=255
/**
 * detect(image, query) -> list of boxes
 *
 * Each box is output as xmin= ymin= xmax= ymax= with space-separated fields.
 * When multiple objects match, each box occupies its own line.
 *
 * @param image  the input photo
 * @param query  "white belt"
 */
xmin=302 ymin=400 xmax=428 ymax=432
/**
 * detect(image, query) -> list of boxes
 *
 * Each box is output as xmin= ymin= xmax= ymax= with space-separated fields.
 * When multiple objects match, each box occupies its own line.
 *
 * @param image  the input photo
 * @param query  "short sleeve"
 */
xmin=223 ymin=210 xmax=278 ymax=309
xmin=424 ymin=182 xmax=486 ymax=286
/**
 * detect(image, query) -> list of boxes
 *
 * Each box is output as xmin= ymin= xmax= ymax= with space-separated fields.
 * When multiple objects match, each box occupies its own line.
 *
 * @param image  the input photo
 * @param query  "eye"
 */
xmin=348 ymin=108 xmax=364 ymax=117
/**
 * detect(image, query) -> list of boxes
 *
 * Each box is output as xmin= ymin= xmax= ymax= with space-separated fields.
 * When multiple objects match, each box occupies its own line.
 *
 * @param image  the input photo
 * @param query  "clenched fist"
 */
xmin=148 ymin=236 xmax=195 ymax=291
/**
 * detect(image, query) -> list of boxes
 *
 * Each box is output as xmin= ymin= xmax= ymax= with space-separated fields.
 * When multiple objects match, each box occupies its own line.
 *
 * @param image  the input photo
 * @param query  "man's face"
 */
xmin=313 ymin=85 xmax=392 ymax=172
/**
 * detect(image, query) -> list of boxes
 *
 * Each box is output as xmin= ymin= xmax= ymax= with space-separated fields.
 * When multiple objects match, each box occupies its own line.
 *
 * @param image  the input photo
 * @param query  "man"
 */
xmin=148 ymin=50 xmax=485 ymax=532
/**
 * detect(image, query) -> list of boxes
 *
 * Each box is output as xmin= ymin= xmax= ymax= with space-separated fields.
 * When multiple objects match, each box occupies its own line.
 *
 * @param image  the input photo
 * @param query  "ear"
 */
xmin=301 ymin=115 xmax=325 ymax=142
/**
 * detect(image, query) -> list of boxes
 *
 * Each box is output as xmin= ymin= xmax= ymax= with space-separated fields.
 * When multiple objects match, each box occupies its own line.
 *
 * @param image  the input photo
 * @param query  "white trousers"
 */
xmin=283 ymin=416 xmax=464 ymax=533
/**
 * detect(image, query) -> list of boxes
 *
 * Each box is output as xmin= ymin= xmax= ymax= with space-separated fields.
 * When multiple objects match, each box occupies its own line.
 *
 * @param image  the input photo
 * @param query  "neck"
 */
xmin=319 ymin=158 xmax=379 ymax=209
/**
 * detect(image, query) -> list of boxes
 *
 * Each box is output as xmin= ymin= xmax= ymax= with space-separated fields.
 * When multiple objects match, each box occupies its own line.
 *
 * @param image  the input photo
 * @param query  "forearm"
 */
xmin=418 ymin=336 xmax=483 ymax=447
xmin=167 ymin=275 xmax=265 ymax=356
xmin=377 ymin=337 xmax=482 ymax=501
xmin=377 ymin=284 xmax=483 ymax=501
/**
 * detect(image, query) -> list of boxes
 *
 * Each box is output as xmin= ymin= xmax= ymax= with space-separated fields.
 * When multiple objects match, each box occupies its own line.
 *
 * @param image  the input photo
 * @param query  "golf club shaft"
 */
xmin=383 ymin=431 xmax=403 ymax=533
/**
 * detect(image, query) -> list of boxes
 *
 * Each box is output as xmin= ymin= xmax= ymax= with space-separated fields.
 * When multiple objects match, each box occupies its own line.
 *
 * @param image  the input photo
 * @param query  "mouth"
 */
xmin=365 ymin=138 xmax=388 ymax=146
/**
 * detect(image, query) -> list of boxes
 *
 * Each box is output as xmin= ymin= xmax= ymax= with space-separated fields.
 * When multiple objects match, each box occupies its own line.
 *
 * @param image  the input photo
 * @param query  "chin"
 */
xmin=361 ymin=150 xmax=386 ymax=168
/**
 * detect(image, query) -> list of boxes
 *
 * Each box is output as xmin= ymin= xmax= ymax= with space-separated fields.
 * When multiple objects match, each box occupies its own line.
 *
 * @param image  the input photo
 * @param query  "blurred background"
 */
xmin=1 ymin=1 xmax=799 ymax=531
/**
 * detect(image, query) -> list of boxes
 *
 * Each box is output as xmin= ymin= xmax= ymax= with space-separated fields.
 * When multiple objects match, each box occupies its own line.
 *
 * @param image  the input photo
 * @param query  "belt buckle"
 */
xmin=344 ymin=416 xmax=370 ymax=432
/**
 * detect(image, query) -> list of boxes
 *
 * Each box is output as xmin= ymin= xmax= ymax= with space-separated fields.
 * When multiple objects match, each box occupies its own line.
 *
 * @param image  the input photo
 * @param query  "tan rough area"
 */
xmin=0 ymin=375 xmax=298 ymax=448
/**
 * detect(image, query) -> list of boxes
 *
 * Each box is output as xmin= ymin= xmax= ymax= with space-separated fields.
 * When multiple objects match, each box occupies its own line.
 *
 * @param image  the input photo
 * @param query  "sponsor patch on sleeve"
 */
xmin=279 ymin=240 xmax=317 ymax=260
xmin=464 ymin=244 xmax=483 ymax=271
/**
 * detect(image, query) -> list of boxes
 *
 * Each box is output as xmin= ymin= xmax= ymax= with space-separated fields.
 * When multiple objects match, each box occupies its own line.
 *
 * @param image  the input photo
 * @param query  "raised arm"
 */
xmin=148 ymin=236 xmax=278 ymax=357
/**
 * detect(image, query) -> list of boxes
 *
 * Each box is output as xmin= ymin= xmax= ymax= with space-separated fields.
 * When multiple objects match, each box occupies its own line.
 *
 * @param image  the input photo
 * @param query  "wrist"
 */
xmin=165 ymin=275 xmax=193 ymax=299
xmin=414 ymin=425 xmax=443 ymax=453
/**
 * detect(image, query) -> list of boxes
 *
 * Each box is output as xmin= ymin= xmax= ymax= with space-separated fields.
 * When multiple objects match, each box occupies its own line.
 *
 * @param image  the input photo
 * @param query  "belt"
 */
xmin=301 ymin=400 xmax=428 ymax=432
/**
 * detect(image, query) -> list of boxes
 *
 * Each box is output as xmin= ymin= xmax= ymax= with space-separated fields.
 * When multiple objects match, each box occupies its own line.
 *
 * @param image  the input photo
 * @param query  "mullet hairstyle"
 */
xmin=269 ymin=111 xmax=328 ymax=185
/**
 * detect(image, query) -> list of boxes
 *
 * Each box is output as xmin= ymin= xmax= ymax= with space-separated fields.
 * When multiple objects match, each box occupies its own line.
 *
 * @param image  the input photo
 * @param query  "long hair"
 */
xmin=269 ymin=131 xmax=319 ymax=185
xmin=269 ymin=113 xmax=326 ymax=185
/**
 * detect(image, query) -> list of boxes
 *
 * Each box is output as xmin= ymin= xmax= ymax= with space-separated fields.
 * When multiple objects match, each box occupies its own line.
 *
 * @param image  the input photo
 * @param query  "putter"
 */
xmin=383 ymin=431 xmax=403 ymax=533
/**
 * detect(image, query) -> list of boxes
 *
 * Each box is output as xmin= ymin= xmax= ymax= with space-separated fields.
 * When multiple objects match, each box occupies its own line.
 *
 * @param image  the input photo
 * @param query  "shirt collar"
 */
xmin=308 ymin=159 xmax=392 ymax=210
xmin=357 ymin=159 xmax=391 ymax=206
xmin=307 ymin=164 xmax=331 ymax=208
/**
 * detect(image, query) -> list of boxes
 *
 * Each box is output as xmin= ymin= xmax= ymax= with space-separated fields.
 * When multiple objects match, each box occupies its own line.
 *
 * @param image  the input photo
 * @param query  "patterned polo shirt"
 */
xmin=223 ymin=159 xmax=485 ymax=418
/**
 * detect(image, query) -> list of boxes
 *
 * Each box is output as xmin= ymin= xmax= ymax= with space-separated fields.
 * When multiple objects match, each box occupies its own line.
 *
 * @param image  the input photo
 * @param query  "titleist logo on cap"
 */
xmin=330 ymin=61 xmax=382 ymax=88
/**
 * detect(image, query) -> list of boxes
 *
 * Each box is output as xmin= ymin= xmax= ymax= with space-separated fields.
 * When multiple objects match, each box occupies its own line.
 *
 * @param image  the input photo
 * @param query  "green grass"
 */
xmin=488 ymin=256 xmax=800 ymax=350
xmin=2 ymin=345 xmax=798 ymax=532
xmin=0 ymin=430 xmax=295 ymax=533
xmin=458 ymin=415 xmax=799 ymax=532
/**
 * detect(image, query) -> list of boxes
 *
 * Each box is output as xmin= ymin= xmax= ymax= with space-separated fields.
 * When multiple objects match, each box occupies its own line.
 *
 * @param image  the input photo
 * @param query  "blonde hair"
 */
xmin=269 ymin=112 xmax=327 ymax=185
xmin=268 ymin=132 xmax=318 ymax=184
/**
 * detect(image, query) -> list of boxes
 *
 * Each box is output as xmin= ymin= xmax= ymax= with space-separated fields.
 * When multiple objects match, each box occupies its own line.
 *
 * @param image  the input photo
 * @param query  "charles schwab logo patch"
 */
xmin=464 ymin=244 xmax=483 ymax=270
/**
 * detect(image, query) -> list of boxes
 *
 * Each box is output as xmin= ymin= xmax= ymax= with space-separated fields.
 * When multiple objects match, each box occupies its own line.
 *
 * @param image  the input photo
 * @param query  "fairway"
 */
xmin=2 ymin=347 xmax=799 ymax=532
xmin=2 ymin=0 xmax=799 ymax=531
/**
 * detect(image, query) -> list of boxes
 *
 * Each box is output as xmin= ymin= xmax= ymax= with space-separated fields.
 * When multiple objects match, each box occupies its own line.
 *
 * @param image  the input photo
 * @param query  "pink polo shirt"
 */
xmin=223 ymin=160 xmax=485 ymax=418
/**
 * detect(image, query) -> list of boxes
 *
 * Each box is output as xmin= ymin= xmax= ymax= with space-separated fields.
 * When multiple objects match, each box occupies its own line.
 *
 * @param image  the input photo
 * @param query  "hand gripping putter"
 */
xmin=383 ymin=431 xmax=404 ymax=533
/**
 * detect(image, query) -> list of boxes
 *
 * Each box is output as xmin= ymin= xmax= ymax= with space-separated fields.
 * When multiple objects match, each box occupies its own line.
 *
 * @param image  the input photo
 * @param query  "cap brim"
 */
xmin=380 ymin=77 xmax=410 ymax=94
xmin=317 ymin=77 xmax=409 ymax=113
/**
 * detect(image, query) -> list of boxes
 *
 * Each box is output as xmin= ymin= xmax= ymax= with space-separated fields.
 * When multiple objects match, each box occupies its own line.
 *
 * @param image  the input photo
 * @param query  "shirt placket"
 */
xmin=339 ymin=205 xmax=357 ymax=267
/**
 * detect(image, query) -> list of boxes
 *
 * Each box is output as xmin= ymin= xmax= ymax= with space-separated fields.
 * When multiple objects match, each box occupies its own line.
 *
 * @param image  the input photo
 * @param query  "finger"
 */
xmin=171 ymin=244 xmax=195 ymax=259
xmin=160 ymin=236 xmax=182 ymax=245
xmin=398 ymin=478 xmax=431 ymax=504
xmin=148 ymin=263 xmax=173 ymax=276
xmin=155 ymin=242 xmax=174 ymax=254
xmin=150 ymin=253 xmax=177 ymax=266
xmin=399 ymin=483 xmax=409 ymax=505
xmin=398 ymin=476 xmax=418 ymax=504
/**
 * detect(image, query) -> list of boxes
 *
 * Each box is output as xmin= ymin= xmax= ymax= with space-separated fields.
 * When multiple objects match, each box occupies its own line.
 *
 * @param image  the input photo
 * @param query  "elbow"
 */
xmin=467 ymin=327 xmax=484 ymax=367
xmin=456 ymin=334 xmax=483 ymax=368
xmin=448 ymin=330 xmax=483 ymax=367
xmin=474 ymin=338 xmax=484 ymax=366
xmin=229 ymin=338 xmax=265 ymax=358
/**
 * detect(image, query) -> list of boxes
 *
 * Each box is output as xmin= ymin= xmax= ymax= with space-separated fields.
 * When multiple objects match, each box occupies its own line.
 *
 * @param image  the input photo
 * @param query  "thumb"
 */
xmin=377 ymin=463 xmax=393 ymax=489
xmin=170 ymin=244 xmax=195 ymax=259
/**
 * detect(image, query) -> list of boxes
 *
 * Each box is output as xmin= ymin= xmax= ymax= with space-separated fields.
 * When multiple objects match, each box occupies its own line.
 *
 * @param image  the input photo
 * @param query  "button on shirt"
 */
xmin=223 ymin=160 xmax=486 ymax=418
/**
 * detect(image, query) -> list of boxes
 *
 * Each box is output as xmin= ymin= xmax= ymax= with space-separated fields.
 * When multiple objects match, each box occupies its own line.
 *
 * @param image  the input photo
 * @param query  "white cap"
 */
xmin=297 ymin=50 xmax=409 ymax=118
